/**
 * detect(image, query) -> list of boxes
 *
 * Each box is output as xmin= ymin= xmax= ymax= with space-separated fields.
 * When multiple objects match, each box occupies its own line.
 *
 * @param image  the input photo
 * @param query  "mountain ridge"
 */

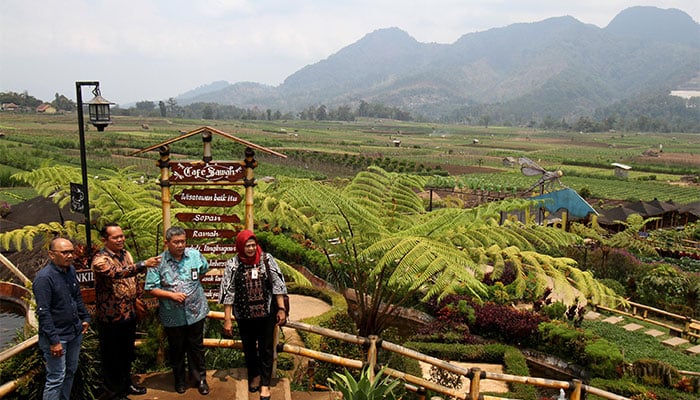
xmin=176 ymin=6 xmax=700 ymax=121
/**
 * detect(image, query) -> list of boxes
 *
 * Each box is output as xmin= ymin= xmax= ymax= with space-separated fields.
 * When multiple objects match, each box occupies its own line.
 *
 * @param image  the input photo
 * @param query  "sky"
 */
xmin=1 ymin=1 xmax=698 ymax=106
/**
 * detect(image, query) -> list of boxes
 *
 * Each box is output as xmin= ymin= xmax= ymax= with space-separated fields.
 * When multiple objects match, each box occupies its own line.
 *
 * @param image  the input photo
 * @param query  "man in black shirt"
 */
xmin=33 ymin=237 xmax=91 ymax=400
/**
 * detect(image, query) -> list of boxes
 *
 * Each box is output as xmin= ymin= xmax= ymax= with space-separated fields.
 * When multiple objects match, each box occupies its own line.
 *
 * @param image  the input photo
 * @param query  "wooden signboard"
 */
xmin=190 ymin=243 xmax=237 ymax=255
xmin=176 ymin=212 xmax=240 ymax=223
xmin=171 ymin=161 xmax=245 ymax=183
xmin=201 ymin=274 xmax=223 ymax=284
xmin=184 ymin=228 xmax=237 ymax=240
xmin=204 ymin=288 xmax=221 ymax=300
xmin=207 ymin=259 xmax=229 ymax=268
xmin=174 ymin=188 xmax=242 ymax=207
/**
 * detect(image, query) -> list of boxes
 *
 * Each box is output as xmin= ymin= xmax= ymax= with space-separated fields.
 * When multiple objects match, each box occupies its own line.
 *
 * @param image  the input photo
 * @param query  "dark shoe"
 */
xmin=198 ymin=380 xmax=209 ymax=395
xmin=175 ymin=383 xmax=186 ymax=394
xmin=249 ymin=384 xmax=260 ymax=393
xmin=260 ymin=396 xmax=270 ymax=400
xmin=128 ymin=383 xmax=147 ymax=395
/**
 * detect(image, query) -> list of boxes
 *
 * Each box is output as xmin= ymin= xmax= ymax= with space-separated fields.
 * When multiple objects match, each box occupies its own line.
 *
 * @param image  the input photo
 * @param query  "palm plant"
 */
xmin=256 ymin=166 xmax=621 ymax=336
xmin=327 ymin=367 xmax=402 ymax=400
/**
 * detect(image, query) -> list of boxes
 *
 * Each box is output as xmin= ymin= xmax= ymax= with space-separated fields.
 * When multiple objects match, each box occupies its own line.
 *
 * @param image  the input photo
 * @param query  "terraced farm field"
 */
xmin=1 ymin=113 xmax=698 ymax=205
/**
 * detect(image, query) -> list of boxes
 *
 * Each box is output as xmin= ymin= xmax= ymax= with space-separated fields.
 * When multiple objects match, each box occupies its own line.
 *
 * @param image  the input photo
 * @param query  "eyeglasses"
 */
xmin=51 ymin=249 xmax=75 ymax=256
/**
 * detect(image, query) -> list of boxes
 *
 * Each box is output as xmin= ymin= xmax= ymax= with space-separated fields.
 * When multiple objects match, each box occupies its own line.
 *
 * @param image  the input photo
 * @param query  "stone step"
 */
xmin=644 ymin=329 xmax=666 ymax=337
xmin=583 ymin=311 xmax=601 ymax=320
xmin=684 ymin=344 xmax=700 ymax=356
xmin=601 ymin=316 xmax=624 ymax=324
xmin=622 ymin=323 xmax=644 ymax=332
xmin=661 ymin=336 xmax=689 ymax=348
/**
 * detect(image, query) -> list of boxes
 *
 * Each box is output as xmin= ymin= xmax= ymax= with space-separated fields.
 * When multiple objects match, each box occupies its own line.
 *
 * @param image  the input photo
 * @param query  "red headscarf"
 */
xmin=235 ymin=229 xmax=262 ymax=265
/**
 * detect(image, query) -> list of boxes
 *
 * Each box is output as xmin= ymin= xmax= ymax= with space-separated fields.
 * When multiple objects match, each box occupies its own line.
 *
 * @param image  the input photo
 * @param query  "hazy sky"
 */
xmin=1 ymin=1 xmax=698 ymax=105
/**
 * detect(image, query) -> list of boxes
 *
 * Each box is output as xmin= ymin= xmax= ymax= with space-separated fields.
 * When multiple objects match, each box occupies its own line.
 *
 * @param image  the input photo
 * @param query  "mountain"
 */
xmin=177 ymin=80 xmax=232 ymax=101
xmin=177 ymin=6 xmax=700 ymax=121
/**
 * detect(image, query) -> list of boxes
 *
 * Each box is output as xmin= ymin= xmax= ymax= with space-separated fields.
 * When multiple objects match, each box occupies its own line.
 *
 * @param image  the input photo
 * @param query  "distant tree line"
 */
xmin=0 ymin=91 xmax=44 ymax=109
xmin=112 ymin=98 xmax=414 ymax=122
xmin=1 ymin=91 xmax=76 ymax=112
xmin=4 ymin=89 xmax=697 ymax=133
xmin=441 ymin=92 xmax=700 ymax=133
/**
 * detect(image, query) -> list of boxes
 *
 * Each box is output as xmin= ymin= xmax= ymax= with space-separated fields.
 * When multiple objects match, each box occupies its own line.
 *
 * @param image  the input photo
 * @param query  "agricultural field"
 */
xmin=0 ymin=112 xmax=699 ymax=205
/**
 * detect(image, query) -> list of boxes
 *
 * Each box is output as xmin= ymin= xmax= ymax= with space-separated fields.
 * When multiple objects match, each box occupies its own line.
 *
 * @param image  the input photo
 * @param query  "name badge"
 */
xmin=191 ymin=269 xmax=198 ymax=281
xmin=251 ymin=268 xmax=258 ymax=280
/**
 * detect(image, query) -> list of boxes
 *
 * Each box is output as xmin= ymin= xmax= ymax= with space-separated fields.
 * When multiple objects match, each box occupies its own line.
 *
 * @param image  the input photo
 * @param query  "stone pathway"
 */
xmin=584 ymin=311 xmax=697 ymax=355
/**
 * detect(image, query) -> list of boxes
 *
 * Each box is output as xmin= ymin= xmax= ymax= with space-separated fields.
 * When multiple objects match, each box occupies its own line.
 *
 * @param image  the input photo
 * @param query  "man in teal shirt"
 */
xmin=145 ymin=226 xmax=210 ymax=395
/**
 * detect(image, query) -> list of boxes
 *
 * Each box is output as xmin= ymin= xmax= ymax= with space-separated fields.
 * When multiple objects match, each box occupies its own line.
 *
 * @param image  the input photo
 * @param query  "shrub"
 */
xmin=471 ymin=302 xmax=546 ymax=346
xmin=599 ymin=278 xmax=626 ymax=296
xmin=636 ymin=263 xmax=688 ymax=309
xmin=538 ymin=321 xmax=590 ymax=360
xmin=313 ymin=312 xmax=363 ymax=386
xmin=539 ymin=301 xmax=567 ymax=320
xmin=588 ymin=247 xmax=645 ymax=286
xmin=539 ymin=321 xmax=624 ymax=379
xmin=583 ymin=338 xmax=624 ymax=379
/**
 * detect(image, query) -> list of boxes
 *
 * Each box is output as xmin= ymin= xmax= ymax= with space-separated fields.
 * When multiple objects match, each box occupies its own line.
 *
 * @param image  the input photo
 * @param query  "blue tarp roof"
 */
xmin=529 ymin=188 xmax=598 ymax=219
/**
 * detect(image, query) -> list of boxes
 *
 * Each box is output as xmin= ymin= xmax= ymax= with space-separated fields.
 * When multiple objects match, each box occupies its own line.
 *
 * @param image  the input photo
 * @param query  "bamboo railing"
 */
xmin=207 ymin=312 xmax=631 ymax=400
xmin=7 ymin=307 xmax=686 ymax=399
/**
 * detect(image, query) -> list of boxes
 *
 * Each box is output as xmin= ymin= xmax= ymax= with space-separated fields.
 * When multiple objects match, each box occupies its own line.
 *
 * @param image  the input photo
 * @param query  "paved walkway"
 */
xmin=120 ymin=295 xmax=333 ymax=400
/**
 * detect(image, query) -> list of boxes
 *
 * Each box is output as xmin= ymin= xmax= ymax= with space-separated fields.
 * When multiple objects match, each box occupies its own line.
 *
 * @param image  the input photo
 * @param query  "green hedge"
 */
xmin=538 ymin=321 xmax=623 ymax=379
xmin=257 ymin=230 xmax=333 ymax=280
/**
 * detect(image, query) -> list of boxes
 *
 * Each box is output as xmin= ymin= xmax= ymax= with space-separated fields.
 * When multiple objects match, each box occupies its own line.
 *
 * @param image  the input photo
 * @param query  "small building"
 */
xmin=392 ymin=139 xmax=401 ymax=147
xmin=2 ymin=103 xmax=19 ymax=112
xmin=611 ymin=162 xmax=631 ymax=179
xmin=36 ymin=104 xmax=57 ymax=114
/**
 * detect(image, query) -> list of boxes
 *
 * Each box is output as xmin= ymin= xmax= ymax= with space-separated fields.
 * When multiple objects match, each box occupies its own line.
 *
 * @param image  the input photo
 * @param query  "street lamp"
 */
xmin=75 ymin=81 xmax=113 ymax=259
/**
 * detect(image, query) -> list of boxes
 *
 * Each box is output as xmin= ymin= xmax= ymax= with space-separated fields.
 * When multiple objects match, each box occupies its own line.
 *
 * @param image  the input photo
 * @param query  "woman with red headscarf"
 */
xmin=219 ymin=230 xmax=287 ymax=400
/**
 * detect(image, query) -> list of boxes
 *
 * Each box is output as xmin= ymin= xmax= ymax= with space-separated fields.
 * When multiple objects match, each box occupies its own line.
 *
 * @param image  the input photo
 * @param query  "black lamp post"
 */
xmin=75 ymin=81 xmax=113 ymax=259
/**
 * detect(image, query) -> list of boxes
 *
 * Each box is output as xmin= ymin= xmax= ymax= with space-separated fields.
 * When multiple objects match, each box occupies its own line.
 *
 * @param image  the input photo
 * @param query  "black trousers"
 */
xmin=164 ymin=318 xmax=207 ymax=385
xmin=97 ymin=318 xmax=137 ymax=396
xmin=237 ymin=315 xmax=277 ymax=386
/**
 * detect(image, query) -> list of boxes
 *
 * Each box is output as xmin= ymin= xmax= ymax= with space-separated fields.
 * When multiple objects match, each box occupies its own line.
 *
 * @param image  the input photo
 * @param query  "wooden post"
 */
xmin=243 ymin=147 xmax=257 ymax=231
xmin=561 ymin=210 xmax=568 ymax=231
xmin=367 ymin=335 xmax=378 ymax=382
xmin=202 ymin=130 xmax=212 ymax=163
xmin=570 ymin=379 xmax=582 ymax=400
xmin=468 ymin=367 xmax=481 ymax=400
xmin=158 ymin=145 xmax=172 ymax=237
